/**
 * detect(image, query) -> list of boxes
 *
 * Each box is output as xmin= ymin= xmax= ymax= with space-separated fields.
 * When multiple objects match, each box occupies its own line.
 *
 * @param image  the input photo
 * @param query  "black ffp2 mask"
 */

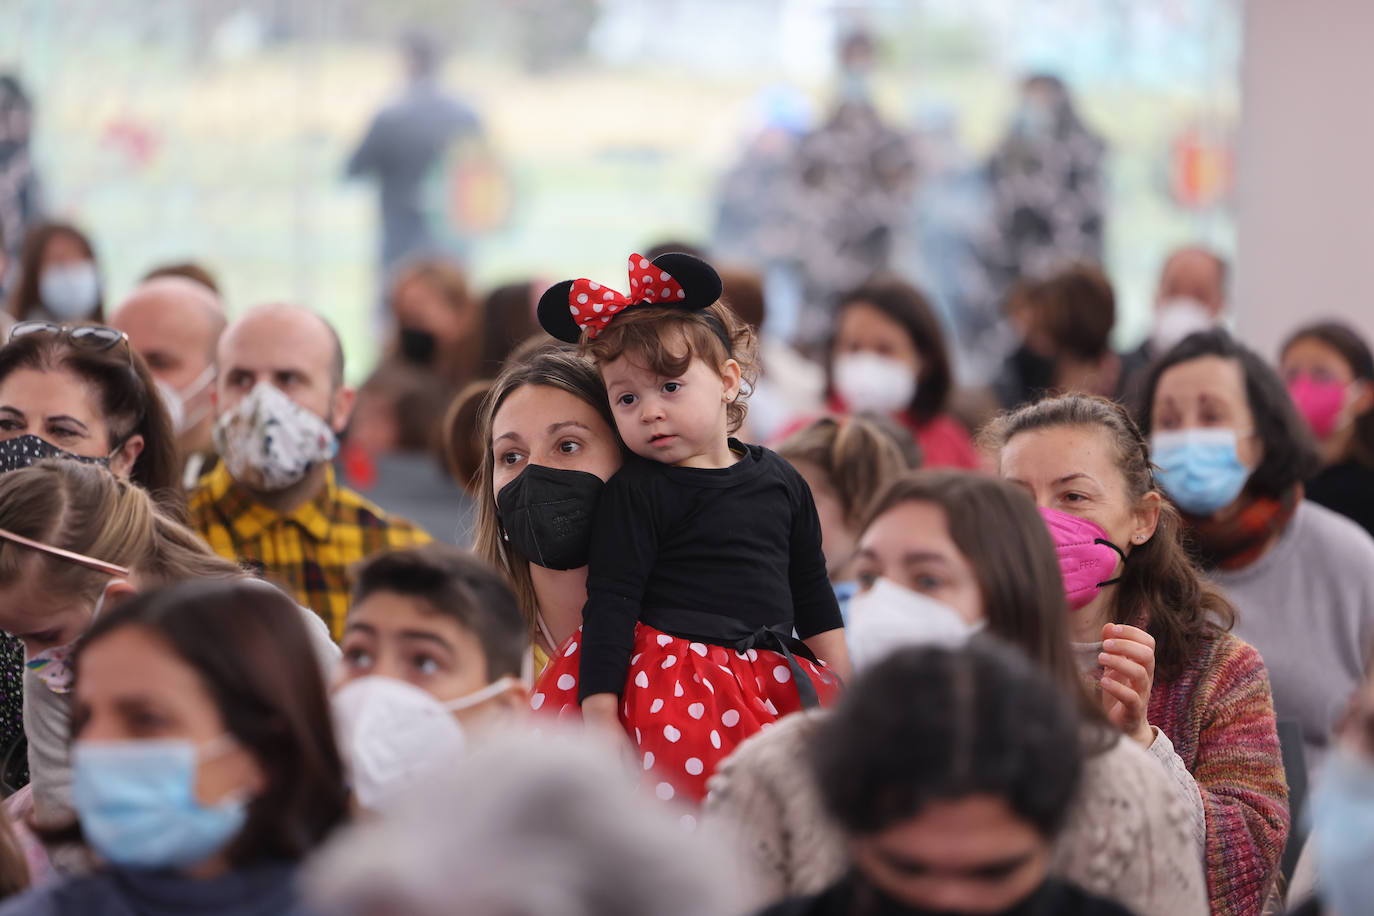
xmin=495 ymin=464 xmax=604 ymax=571
xmin=398 ymin=326 xmax=438 ymax=366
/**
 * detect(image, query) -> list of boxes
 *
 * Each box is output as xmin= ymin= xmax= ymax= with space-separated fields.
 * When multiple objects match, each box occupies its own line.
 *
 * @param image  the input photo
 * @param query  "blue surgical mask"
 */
xmin=1151 ymin=428 xmax=1252 ymax=516
xmin=1308 ymin=747 xmax=1374 ymax=916
xmin=73 ymin=735 xmax=250 ymax=869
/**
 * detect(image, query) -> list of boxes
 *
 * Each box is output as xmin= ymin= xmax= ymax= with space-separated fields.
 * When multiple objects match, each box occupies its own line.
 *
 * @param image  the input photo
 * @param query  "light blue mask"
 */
xmin=1151 ymin=428 xmax=1252 ymax=516
xmin=1308 ymin=748 xmax=1374 ymax=916
xmin=73 ymin=736 xmax=250 ymax=869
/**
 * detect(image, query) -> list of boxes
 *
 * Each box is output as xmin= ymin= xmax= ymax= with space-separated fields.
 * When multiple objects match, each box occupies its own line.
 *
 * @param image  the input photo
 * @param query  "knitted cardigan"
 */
xmin=1146 ymin=631 xmax=1289 ymax=916
xmin=703 ymin=712 xmax=1209 ymax=916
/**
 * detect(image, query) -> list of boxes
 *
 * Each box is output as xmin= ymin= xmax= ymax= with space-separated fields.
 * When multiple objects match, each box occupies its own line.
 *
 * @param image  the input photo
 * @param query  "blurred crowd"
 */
xmin=0 ymin=26 xmax=1365 ymax=916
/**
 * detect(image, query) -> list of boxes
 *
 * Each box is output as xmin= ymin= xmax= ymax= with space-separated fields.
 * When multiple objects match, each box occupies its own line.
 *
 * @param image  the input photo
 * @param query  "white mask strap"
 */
xmin=443 ymin=676 xmax=520 ymax=713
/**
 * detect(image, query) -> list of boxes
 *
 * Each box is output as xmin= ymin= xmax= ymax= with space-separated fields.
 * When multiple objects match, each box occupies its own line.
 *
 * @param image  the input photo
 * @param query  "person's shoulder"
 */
xmin=332 ymin=483 xmax=431 ymax=539
xmin=1294 ymin=498 xmax=1374 ymax=562
xmin=716 ymin=710 xmax=827 ymax=780
xmin=1076 ymin=732 xmax=1185 ymax=829
xmin=0 ymin=874 xmax=121 ymax=916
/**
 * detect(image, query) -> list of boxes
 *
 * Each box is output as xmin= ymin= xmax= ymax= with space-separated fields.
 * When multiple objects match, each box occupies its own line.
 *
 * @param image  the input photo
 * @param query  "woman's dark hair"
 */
xmin=351 ymin=545 xmax=528 ymax=680
xmin=1028 ymin=264 xmax=1115 ymax=361
xmin=72 ymin=580 xmax=349 ymax=867
xmin=1281 ymin=321 xmax=1374 ymax=469
xmin=479 ymin=281 xmax=539 ymax=376
xmin=1136 ymin=328 xmax=1323 ymax=498
xmin=4 ymin=222 xmax=102 ymax=322
xmin=829 ymin=277 xmax=953 ymax=423
xmin=0 ymin=330 xmax=181 ymax=506
xmin=815 ymin=642 xmax=1082 ymax=838
xmin=859 ymin=471 xmax=1088 ymax=708
xmin=983 ymin=394 xmax=1237 ymax=679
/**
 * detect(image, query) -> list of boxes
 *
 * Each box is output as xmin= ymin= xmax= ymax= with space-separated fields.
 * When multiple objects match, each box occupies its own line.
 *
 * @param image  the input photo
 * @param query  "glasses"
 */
xmin=0 ymin=526 xmax=131 ymax=577
xmin=8 ymin=322 xmax=131 ymax=359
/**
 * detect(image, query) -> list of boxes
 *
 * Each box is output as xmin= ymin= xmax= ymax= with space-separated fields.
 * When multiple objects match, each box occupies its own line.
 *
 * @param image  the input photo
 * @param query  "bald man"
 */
xmin=1117 ymin=245 xmax=1230 ymax=402
xmin=109 ymin=276 xmax=226 ymax=486
xmin=187 ymin=304 xmax=431 ymax=636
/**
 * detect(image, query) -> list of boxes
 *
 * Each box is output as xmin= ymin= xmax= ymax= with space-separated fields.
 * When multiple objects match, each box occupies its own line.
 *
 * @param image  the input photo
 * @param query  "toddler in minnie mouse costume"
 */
xmin=530 ymin=252 xmax=850 ymax=803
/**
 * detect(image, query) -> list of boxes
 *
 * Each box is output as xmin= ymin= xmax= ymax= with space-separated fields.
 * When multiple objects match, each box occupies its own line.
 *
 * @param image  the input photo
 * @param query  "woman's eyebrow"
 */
xmin=46 ymin=414 xmax=90 ymax=433
xmin=492 ymin=431 xmax=525 ymax=448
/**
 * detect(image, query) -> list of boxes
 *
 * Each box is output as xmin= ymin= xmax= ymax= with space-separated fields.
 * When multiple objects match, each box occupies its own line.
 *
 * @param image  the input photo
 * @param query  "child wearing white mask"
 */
xmin=705 ymin=470 xmax=1208 ymax=916
xmin=825 ymin=279 xmax=979 ymax=470
xmin=332 ymin=545 xmax=529 ymax=811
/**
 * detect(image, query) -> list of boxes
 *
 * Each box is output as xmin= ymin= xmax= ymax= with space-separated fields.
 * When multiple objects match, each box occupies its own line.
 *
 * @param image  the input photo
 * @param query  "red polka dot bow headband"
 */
xmin=537 ymin=251 xmax=724 ymax=343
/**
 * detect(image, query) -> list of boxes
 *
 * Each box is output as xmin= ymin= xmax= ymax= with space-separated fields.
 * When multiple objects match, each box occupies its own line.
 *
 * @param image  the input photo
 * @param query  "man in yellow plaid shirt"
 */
xmin=188 ymin=304 xmax=431 ymax=638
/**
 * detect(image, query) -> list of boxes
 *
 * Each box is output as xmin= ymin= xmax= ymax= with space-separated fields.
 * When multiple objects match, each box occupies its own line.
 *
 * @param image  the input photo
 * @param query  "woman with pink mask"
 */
xmin=1280 ymin=322 xmax=1374 ymax=538
xmin=985 ymin=394 xmax=1287 ymax=916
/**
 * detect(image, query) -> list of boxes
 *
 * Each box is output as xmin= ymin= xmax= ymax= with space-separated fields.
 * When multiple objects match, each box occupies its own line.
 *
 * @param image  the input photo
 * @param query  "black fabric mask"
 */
xmin=398 ymin=326 xmax=438 ymax=366
xmin=495 ymin=464 xmax=604 ymax=571
xmin=0 ymin=434 xmax=110 ymax=474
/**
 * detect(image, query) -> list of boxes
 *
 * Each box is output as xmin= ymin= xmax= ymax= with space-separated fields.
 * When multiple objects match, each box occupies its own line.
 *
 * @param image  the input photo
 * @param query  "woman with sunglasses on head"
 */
xmin=0 ymin=579 xmax=348 ymax=916
xmin=0 ymin=461 xmax=337 ymax=849
xmin=0 ymin=322 xmax=180 ymax=794
xmin=0 ymin=322 xmax=179 ymax=501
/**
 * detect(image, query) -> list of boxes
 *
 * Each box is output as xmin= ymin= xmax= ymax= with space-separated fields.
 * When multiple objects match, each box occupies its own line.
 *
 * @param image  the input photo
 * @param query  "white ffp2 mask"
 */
xmin=846 ymin=578 xmax=983 ymax=672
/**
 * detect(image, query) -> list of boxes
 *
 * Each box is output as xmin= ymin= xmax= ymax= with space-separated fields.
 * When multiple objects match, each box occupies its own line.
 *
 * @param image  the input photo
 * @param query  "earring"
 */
xmin=1134 ymin=534 xmax=1146 ymax=543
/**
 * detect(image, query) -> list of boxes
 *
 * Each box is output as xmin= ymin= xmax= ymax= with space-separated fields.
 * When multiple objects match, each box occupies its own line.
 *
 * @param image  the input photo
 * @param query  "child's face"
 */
xmin=336 ymin=591 xmax=525 ymax=731
xmin=601 ymin=349 xmax=742 ymax=469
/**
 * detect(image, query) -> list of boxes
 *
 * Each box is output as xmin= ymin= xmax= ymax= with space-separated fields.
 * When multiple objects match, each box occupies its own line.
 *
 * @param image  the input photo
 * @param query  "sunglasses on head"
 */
xmin=8 ymin=322 xmax=130 ymax=356
xmin=0 ymin=526 xmax=130 ymax=577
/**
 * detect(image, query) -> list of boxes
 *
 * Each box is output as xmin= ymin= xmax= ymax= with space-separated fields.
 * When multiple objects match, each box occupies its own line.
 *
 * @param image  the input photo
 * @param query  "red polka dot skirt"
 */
xmin=531 ymin=623 xmax=841 ymax=803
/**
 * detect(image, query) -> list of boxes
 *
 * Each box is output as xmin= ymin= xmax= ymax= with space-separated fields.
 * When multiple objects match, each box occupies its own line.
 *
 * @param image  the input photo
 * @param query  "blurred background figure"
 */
xmin=346 ymin=31 xmax=484 ymax=293
xmin=1119 ymin=245 xmax=1230 ymax=401
xmin=985 ymin=75 xmax=1106 ymax=291
xmin=386 ymin=255 xmax=484 ymax=393
xmin=789 ymin=30 xmax=916 ymax=348
xmin=1279 ymin=322 xmax=1374 ymax=538
xmin=3 ymin=221 xmax=101 ymax=328
xmin=108 ymin=275 xmax=226 ymax=489
xmin=305 ymin=731 xmax=751 ymax=916
xmin=0 ymin=76 xmax=39 ymax=303
xmin=995 ymin=264 xmax=1118 ymax=406
xmin=478 ymin=280 xmax=539 ymax=378
xmin=823 ymin=277 xmax=978 ymax=469
xmin=341 ymin=361 xmax=473 ymax=544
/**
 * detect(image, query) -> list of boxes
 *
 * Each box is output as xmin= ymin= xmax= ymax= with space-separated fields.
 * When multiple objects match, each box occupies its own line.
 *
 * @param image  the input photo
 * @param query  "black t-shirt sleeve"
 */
xmin=779 ymin=455 xmax=844 ymax=639
xmin=578 ymin=463 xmax=662 ymax=700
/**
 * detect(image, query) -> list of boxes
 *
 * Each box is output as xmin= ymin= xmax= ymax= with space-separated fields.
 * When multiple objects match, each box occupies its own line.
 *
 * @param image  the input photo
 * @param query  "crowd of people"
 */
xmin=0 ymin=55 xmax=1370 ymax=916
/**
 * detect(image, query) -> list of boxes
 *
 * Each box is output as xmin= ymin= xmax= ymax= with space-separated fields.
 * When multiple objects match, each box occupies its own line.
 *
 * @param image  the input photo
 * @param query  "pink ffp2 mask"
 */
xmin=1038 ymin=507 xmax=1127 ymax=611
xmin=1287 ymin=375 xmax=1347 ymax=440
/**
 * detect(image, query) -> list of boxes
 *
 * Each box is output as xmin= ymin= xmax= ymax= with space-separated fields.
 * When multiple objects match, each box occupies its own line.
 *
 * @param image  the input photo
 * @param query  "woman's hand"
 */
xmin=1097 ymin=623 xmax=1157 ymax=748
xmin=581 ymin=692 xmax=639 ymax=770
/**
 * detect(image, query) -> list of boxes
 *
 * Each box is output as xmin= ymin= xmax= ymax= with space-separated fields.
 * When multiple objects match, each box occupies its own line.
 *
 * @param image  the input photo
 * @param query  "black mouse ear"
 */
xmin=651 ymin=253 xmax=722 ymax=311
xmin=536 ymin=280 xmax=582 ymax=343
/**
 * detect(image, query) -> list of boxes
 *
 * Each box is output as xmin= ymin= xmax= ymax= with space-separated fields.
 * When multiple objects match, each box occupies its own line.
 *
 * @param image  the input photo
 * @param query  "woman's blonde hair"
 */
xmin=0 ymin=461 xmax=243 ymax=605
xmin=467 ymin=347 xmax=619 ymax=636
xmin=776 ymin=415 xmax=912 ymax=529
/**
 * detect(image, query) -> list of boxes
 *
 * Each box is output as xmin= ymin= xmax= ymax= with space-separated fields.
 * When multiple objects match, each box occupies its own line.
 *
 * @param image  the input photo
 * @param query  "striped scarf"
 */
xmin=1183 ymin=485 xmax=1301 ymax=571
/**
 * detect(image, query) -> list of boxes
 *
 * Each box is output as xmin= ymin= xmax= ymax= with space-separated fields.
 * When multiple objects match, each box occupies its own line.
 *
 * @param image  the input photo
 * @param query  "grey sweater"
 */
xmin=1208 ymin=500 xmax=1374 ymax=768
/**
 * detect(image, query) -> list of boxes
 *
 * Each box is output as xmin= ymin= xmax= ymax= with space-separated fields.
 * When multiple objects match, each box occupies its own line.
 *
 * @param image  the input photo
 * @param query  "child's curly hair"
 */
xmin=581 ymin=302 xmax=759 ymax=434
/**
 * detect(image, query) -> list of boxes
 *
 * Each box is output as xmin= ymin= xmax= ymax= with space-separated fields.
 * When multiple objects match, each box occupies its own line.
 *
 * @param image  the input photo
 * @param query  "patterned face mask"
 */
xmin=0 ymin=434 xmax=112 ymax=474
xmin=212 ymin=382 xmax=338 ymax=492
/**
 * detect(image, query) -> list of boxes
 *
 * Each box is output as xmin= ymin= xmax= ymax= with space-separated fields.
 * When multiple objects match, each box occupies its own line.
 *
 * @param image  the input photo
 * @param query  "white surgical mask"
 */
xmin=332 ymin=675 xmax=519 ymax=810
xmin=832 ymin=352 xmax=918 ymax=415
xmin=212 ymin=382 xmax=338 ymax=492
xmin=1150 ymin=297 xmax=1216 ymax=355
xmin=39 ymin=261 xmax=101 ymax=321
xmin=846 ymin=578 xmax=983 ymax=672
xmin=155 ymin=366 xmax=216 ymax=437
